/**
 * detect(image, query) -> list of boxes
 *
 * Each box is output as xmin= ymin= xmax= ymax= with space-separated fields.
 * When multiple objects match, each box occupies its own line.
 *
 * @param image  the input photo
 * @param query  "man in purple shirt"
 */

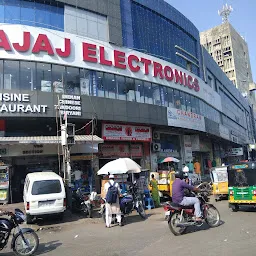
xmin=172 ymin=170 xmax=202 ymax=221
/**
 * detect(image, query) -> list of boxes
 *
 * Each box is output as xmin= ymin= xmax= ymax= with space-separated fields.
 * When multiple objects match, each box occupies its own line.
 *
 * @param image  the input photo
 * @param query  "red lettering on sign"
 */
xmin=56 ymin=38 xmax=71 ymax=58
xmin=141 ymin=57 xmax=151 ymax=75
xmin=99 ymin=46 xmax=112 ymax=66
xmin=114 ymin=50 xmax=126 ymax=69
xmin=13 ymin=32 xmax=30 ymax=52
xmin=153 ymin=61 xmax=164 ymax=79
xmin=174 ymin=69 xmax=183 ymax=85
xmin=164 ymin=66 xmax=174 ymax=81
xmin=188 ymin=75 xmax=194 ymax=89
xmin=32 ymin=34 xmax=54 ymax=55
xmin=82 ymin=42 xmax=97 ymax=63
xmin=128 ymin=55 xmax=140 ymax=72
xmin=0 ymin=30 xmax=11 ymax=51
xmin=193 ymin=78 xmax=200 ymax=92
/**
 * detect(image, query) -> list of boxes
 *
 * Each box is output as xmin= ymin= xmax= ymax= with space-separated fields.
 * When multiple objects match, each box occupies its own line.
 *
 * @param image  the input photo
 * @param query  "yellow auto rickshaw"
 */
xmin=210 ymin=166 xmax=228 ymax=201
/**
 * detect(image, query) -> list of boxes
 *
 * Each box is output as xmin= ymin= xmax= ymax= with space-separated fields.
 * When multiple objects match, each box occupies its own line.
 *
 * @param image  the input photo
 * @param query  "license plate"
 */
xmin=165 ymin=211 xmax=170 ymax=216
xmin=39 ymin=200 xmax=55 ymax=207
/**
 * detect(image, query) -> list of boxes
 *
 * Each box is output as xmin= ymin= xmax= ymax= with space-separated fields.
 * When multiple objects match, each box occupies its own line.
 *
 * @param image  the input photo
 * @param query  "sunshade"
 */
xmin=97 ymin=158 xmax=141 ymax=175
xmin=159 ymin=157 xmax=180 ymax=163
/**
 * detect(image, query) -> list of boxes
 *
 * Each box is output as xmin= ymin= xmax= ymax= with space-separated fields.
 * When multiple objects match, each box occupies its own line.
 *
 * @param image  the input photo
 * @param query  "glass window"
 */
xmin=66 ymin=67 xmax=80 ymax=95
xmin=52 ymin=65 xmax=65 ymax=94
xmin=144 ymin=82 xmax=153 ymax=104
xmin=37 ymin=63 xmax=52 ymax=92
xmin=0 ymin=2 xmax=4 ymax=23
xmin=116 ymin=75 xmax=126 ymax=101
xmin=95 ymin=71 xmax=104 ymax=97
xmin=162 ymin=87 xmax=168 ymax=107
xmin=126 ymin=77 xmax=136 ymax=102
xmin=80 ymin=69 xmax=91 ymax=96
xmin=32 ymin=180 xmax=61 ymax=195
xmin=0 ymin=60 xmax=3 ymax=90
xmin=180 ymin=91 xmax=186 ymax=110
xmin=185 ymin=93 xmax=191 ymax=112
xmin=195 ymin=98 xmax=200 ymax=114
xmin=35 ymin=3 xmax=50 ymax=28
xmin=103 ymin=73 xmax=116 ymax=99
xmin=167 ymin=88 xmax=174 ymax=108
xmin=174 ymin=89 xmax=181 ymax=109
xmin=191 ymin=96 xmax=196 ymax=113
xmin=135 ymin=80 xmax=144 ymax=103
xmin=20 ymin=0 xmax=35 ymax=26
xmin=20 ymin=61 xmax=36 ymax=91
xmin=4 ymin=0 xmax=20 ymax=24
xmin=3 ymin=60 xmax=19 ymax=90
xmin=152 ymin=83 xmax=161 ymax=106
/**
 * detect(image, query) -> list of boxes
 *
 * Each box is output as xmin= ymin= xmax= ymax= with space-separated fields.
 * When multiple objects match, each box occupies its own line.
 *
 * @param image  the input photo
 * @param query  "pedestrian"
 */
xmin=104 ymin=174 xmax=122 ymax=228
xmin=194 ymin=160 xmax=201 ymax=182
xmin=134 ymin=173 xmax=146 ymax=201
xmin=150 ymin=174 xmax=160 ymax=207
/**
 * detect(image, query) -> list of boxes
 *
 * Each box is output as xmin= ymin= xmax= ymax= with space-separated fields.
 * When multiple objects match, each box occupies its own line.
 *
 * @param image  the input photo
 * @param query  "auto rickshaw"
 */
xmin=228 ymin=162 xmax=256 ymax=212
xmin=210 ymin=166 xmax=228 ymax=201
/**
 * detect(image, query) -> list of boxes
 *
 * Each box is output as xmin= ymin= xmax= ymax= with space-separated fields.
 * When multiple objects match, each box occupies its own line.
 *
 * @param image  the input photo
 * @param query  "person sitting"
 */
xmin=172 ymin=170 xmax=202 ymax=221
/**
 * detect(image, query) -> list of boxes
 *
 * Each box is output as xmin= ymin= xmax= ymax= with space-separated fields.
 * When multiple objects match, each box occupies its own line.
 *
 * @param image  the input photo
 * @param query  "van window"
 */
xmin=31 ymin=180 xmax=61 ymax=195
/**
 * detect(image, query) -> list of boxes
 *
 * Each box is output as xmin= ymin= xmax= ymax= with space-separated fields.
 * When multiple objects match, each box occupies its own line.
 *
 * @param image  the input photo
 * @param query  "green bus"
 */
xmin=228 ymin=162 xmax=256 ymax=212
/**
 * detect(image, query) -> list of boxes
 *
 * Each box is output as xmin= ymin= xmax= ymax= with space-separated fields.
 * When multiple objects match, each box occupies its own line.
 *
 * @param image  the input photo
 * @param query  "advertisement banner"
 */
xmin=184 ymin=135 xmax=193 ymax=162
xmin=167 ymin=108 xmax=205 ymax=132
xmin=99 ymin=144 xmax=143 ymax=158
xmin=226 ymin=147 xmax=243 ymax=157
xmin=102 ymin=123 xmax=151 ymax=142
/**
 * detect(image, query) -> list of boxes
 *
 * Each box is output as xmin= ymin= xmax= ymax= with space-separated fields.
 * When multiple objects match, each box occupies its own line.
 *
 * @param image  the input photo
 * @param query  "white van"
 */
xmin=23 ymin=172 xmax=66 ymax=224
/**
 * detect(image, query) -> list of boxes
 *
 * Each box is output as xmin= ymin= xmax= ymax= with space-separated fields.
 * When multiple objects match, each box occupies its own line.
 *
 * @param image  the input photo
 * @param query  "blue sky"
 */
xmin=166 ymin=0 xmax=256 ymax=81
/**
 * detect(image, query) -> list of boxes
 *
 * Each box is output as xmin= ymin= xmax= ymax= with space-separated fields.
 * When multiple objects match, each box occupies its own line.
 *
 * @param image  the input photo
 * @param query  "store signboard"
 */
xmin=167 ymin=108 xmax=205 ymax=132
xmin=184 ymin=135 xmax=193 ymax=162
xmin=0 ymin=25 xmax=222 ymax=112
xmin=59 ymin=95 xmax=81 ymax=116
xmin=99 ymin=144 xmax=143 ymax=158
xmin=219 ymin=125 xmax=230 ymax=141
xmin=102 ymin=123 xmax=151 ymax=142
xmin=226 ymin=147 xmax=243 ymax=157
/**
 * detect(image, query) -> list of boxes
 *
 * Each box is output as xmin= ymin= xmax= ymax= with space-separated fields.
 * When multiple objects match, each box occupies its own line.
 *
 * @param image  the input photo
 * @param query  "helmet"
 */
xmin=174 ymin=170 xmax=184 ymax=179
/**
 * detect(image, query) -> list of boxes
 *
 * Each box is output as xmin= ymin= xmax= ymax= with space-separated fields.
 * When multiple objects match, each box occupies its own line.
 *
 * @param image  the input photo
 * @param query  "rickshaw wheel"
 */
xmin=232 ymin=205 xmax=239 ymax=212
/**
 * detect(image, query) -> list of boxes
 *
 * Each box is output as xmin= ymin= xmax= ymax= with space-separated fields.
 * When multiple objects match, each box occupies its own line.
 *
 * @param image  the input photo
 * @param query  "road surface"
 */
xmin=2 ymin=199 xmax=256 ymax=256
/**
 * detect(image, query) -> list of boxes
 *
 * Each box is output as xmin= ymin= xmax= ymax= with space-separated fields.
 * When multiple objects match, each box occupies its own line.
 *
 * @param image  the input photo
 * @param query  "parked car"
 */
xmin=23 ymin=172 xmax=66 ymax=224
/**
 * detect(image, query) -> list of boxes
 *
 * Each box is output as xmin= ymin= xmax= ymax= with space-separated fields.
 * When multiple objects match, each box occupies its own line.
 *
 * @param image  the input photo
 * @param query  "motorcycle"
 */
xmin=167 ymin=190 xmax=220 ymax=235
xmin=71 ymin=188 xmax=93 ymax=218
xmin=0 ymin=209 xmax=39 ymax=255
xmin=100 ymin=185 xmax=146 ymax=225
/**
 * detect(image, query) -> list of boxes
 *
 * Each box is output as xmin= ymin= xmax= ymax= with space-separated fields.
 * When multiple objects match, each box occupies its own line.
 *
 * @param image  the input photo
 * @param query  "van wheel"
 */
xmin=26 ymin=214 xmax=33 ymax=224
xmin=58 ymin=213 xmax=64 ymax=221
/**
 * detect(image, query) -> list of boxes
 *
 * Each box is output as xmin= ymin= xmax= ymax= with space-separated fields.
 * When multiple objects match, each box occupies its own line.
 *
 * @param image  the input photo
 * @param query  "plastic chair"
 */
xmin=144 ymin=197 xmax=155 ymax=210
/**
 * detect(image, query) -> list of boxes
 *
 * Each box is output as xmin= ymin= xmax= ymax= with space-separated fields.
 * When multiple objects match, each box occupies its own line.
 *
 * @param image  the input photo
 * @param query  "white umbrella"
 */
xmin=97 ymin=158 xmax=141 ymax=175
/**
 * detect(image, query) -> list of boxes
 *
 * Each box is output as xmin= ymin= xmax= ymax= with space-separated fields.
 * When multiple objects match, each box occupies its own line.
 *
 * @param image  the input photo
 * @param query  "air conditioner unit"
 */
xmin=153 ymin=131 xmax=160 ymax=140
xmin=152 ymin=143 xmax=161 ymax=152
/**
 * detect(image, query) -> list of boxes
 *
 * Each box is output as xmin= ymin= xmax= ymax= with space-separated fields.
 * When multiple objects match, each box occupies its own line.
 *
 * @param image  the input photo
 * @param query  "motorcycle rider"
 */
xmin=172 ymin=170 xmax=202 ymax=222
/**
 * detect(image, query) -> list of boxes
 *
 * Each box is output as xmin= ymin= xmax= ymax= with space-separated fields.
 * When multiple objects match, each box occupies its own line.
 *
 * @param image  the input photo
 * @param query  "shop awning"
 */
xmin=0 ymin=135 xmax=104 ymax=145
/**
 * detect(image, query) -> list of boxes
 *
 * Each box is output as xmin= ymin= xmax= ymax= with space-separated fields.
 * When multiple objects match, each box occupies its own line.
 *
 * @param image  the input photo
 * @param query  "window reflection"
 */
xmin=20 ymin=61 xmax=36 ymax=91
xmin=152 ymin=84 xmax=161 ymax=106
xmin=66 ymin=67 xmax=80 ymax=95
xmin=126 ymin=78 xmax=135 ymax=102
xmin=167 ymin=88 xmax=174 ymax=108
xmin=144 ymin=82 xmax=153 ymax=104
xmin=174 ymin=89 xmax=181 ymax=109
xmin=80 ymin=69 xmax=91 ymax=96
xmin=95 ymin=71 xmax=104 ymax=97
xmin=4 ymin=60 xmax=19 ymax=90
xmin=185 ymin=94 xmax=191 ymax=112
xmin=4 ymin=0 xmax=20 ymax=24
xmin=104 ymin=73 xmax=116 ymax=99
xmin=116 ymin=76 xmax=126 ymax=100
xmin=20 ymin=0 xmax=35 ymax=26
xmin=180 ymin=91 xmax=186 ymax=110
xmin=36 ymin=63 xmax=51 ymax=92
xmin=135 ymin=80 xmax=144 ymax=103
xmin=52 ymin=65 xmax=65 ymax=93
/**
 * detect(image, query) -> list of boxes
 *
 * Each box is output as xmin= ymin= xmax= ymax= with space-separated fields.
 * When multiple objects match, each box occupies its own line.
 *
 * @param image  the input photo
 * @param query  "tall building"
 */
xmin=200 ymin=22 xmax=253 ymax=94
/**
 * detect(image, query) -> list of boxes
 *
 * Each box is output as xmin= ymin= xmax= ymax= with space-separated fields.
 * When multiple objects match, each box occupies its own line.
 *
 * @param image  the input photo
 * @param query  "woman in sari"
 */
xmin=150 ymin=174 xmax=160 ymax=207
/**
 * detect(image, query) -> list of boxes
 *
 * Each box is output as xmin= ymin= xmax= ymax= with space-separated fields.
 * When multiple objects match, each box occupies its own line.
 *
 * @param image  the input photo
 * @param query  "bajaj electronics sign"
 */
xmin=0 ymin=93 xmax=47 ymax=114
xmin=167 ymin=107 xmax=205 ymax=132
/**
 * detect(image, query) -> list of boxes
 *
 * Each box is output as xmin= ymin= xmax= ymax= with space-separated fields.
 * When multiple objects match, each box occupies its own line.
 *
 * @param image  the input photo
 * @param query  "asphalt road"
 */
xmin=2 ymin=199 xmax=256 ymax=256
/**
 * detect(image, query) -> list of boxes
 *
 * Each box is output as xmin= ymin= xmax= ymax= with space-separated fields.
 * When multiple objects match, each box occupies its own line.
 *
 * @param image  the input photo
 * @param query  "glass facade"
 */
xmin=0 ymin=0 xmax=64 ymax=31
xmin=121 ymin=1 xmax=200 ymax=76
xmin=0 ymin=59 xmax=221 ymax=124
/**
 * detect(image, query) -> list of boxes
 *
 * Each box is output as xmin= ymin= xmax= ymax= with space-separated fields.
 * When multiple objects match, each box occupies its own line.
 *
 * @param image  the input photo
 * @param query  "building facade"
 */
xmin=0 ymin=0 xmax=254 ymax=197
xmin=200 ymin=22 xmax=253 ymax=95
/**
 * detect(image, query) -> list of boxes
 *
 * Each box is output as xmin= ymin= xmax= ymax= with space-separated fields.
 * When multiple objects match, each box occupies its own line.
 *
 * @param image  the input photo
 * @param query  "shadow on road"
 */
xmin=123 ymin=213 xmax=153 ymax=226
xmin=185 ymin=220 xmax=225 ymax=234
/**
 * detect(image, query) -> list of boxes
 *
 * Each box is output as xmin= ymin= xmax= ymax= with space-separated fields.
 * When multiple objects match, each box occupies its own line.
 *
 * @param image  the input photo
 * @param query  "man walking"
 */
xmin=104 ymin=174 xmax=122 ymax=228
